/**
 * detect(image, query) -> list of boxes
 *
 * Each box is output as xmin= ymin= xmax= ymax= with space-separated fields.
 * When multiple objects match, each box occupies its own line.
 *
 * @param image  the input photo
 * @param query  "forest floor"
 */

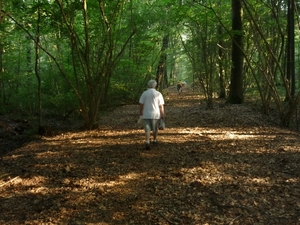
xmin=0 ymin=85 xmax=300 ymax=225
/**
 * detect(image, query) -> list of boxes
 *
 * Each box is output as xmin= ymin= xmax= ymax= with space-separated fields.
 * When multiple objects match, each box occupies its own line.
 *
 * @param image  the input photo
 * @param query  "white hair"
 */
xmin=148 ymin=79 xmax=157 ymax=88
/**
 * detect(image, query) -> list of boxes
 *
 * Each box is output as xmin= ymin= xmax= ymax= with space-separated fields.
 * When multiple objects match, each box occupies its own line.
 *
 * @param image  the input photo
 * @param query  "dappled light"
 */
xmin=1 ymin=85 xmax=300 ymax=224
xmin=179 ymin=128 xmax=278 ymax=140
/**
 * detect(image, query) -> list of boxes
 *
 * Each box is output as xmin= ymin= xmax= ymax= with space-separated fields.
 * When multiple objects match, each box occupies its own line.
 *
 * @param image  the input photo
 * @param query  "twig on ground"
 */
xmin=0 ymin=176 xmax=19 ymax=188
xmin=0 ymin=173 xmax=10 ymax=179
xmin=158 ymin=210 xmax=179 ymax=225
xmin=229 ymin=214 xmax=242 ymax=225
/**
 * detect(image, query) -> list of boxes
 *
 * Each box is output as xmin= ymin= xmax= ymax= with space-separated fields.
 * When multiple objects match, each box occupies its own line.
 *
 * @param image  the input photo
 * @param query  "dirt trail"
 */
xmin=0 ymin=85 xmax=300 ymax=225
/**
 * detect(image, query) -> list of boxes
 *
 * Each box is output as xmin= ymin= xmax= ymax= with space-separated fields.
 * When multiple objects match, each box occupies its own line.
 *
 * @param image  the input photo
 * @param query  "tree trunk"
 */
xmin=218 ymin=24 xmax=226 ymax=98
xmin=35 ymin=1 xmax=42 ymax=129
xmin=286 ymin=0 xmax=295 ymax=98
xmin=156 ymin=35 xmax=169 ymax=91
xmin=51 ymin=0 xmax=136 ymax=129
xmin=228 ymin=0 xmax=244 ymax=104
xmin=0 ymin=43 xmax=4 ymax=110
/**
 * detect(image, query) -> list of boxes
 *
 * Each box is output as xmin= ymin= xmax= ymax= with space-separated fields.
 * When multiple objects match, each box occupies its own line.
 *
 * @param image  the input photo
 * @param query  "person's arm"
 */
xmin=139 ymin=104 xmax=144 ymax=116
xmin=159 ymin=105 xmax=165 ymax=119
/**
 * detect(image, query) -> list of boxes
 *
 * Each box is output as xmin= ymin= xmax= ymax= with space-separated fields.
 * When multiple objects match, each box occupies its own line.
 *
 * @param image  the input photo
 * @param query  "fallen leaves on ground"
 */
xmin=0 ymin=85 xmax=300 ymax=225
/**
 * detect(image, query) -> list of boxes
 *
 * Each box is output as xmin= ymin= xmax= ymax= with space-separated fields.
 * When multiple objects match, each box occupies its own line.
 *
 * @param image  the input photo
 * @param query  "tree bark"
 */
xmin=218 ymin=24 xmax=226 ymax=98
xmin=228 ymin=0 xmax=244 ymax=104
xmin=286 ymin=0 xmax=295 ymax=98
xmin=0 ymin=43 xmax=4 ymax=110
xmin=35 ymin=1 xmax=42 ymax=128
xmin=156 ymin=35 xmax=169 ymax=91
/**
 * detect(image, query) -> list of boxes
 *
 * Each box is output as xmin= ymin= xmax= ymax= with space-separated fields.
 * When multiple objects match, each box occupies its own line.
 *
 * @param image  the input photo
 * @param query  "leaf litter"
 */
xmin=0 ymin=85 xmax=300 ymax=225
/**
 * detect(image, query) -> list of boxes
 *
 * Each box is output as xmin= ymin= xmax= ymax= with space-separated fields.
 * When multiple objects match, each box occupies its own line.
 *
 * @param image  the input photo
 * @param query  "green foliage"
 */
xmin=108 ymin=82 xmax=135 ymax=105
xmin=45 ymin=91 xmax=78 ymax=117
xmin=4 ymin=74 xmax=38 ymax=116
xmin=0 ymin=0 xmax=300 ymax=127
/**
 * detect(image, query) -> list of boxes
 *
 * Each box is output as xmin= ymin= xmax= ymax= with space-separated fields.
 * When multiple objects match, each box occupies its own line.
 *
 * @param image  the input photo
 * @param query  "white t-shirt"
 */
xmin=139 ymin=88 xmax=164 ymax=119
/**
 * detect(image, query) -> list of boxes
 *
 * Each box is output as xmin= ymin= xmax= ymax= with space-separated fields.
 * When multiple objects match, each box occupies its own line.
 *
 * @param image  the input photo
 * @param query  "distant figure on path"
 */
xmin=139 ymin=80 xmax=165 ymax=150
xmin=177 ymin=80 xmax=183 ymax=93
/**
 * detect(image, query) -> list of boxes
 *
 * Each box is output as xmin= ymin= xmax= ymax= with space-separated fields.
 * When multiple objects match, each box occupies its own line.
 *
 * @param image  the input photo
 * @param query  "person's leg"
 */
xmin=143 ymin=119 xmax=151 ymax=149
xmin=145 ymin=131 xmax=151 ymax=143
xmin=153 ymin=131 xmax=157 ymax=141
xmin=152 ymin=119 xmax=159 ymax=143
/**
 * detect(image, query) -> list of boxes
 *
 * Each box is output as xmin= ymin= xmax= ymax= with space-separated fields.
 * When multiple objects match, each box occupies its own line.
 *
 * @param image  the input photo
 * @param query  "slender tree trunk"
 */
xmin=156 ymin=35 xmax=169 ymax=91
xmin=228 ymin=0 xmax=244 ymax=103
xmin=218 ymin=25 xmax=226 ymax=98
xmin=35 ymin=1 xmax=42 ymax=128
xmin=286 ymin=0 xmax=295 ymax=98
xmin=0 ymin=43 xmax=5 ymax=110
xmin=0 ymin=0 xmax=3 ymax=23
xmin=26 ymin=35 xmax=32 ymax=73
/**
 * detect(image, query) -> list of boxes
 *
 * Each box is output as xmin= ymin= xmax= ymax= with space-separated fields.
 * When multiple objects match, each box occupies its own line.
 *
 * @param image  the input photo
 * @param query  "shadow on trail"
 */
xmin=1 ymin=123 xmax=300 ymax=224
xmin=1 ymin=85 xmax=300 ymax=224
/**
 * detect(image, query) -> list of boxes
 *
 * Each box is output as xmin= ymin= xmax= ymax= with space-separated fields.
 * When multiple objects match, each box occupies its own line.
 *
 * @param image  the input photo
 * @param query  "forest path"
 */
xmin=0 ymin=85 xmax=300 ymax=224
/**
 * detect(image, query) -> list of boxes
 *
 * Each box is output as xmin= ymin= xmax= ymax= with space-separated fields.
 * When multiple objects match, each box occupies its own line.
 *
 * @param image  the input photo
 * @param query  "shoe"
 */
xmin=153 ymin=140 xmax=158 ymax=145
xmin=145 ymin=143 xmax=150 ymax=150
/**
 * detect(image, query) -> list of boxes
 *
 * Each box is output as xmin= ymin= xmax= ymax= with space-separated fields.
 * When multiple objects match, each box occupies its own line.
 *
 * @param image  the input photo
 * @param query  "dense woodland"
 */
xmin=0 ymin=0 xmax=299 ymax=130
xmin=1 ymin=1 xmax=300 ymax=224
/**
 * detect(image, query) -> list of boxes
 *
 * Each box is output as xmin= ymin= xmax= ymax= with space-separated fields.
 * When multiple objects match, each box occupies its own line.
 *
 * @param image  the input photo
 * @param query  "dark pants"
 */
xmin=177 ymin=84 xmax=182 ymax=92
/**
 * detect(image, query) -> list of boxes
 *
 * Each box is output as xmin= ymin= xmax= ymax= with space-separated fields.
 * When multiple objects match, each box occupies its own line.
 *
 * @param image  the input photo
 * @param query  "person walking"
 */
xmin=139 ymin=79 xmax=165 ymax=150
xmin=177 ymin=80 xmax=183 ymax=93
